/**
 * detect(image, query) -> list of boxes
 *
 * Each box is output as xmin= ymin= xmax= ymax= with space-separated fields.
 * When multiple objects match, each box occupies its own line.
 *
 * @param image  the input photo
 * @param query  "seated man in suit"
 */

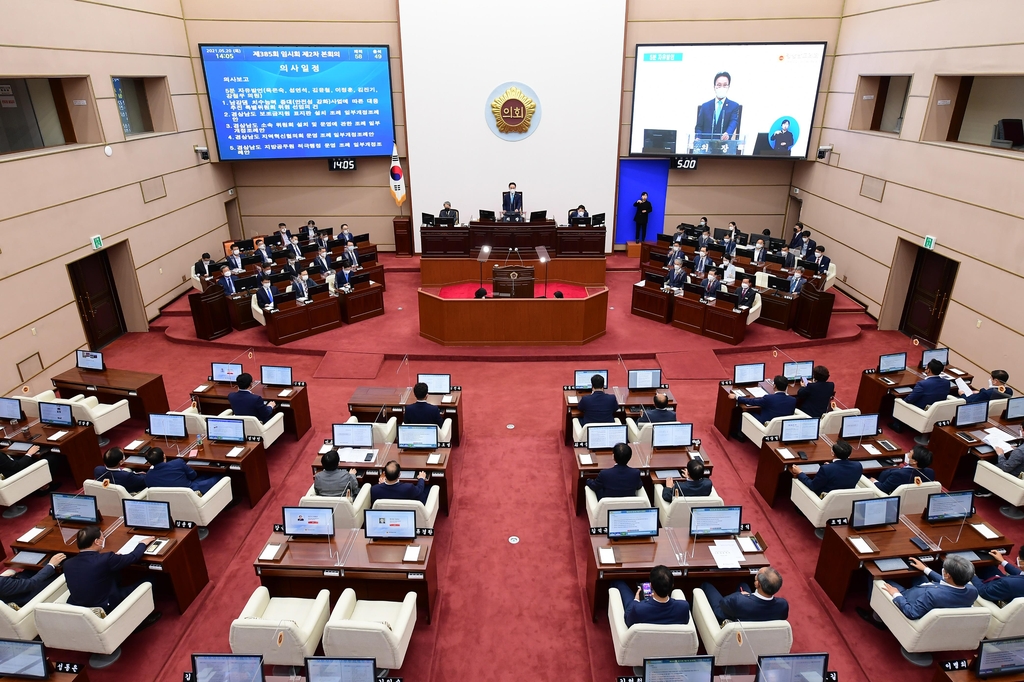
xmin=334 ymin=264 xmax=354 ymax=290
xmin=94 ymin=447 xmax=146 ymax=493
xmin=736 ymin=277 xmax=757 ymax=308
xmin=194 ymin=253 xmax=215 ymax=278
xmin=860 ymin=555 xmax=976 ymax=626
xmin=314 ymin=230 xmax=332 ymax=251
xmin=586 ymin=442 xmax=641 ymax=500
xmin=812 ymin=245 xmax=831 ymax=272
xmin=720 ymin=231 xmax=737 ymax=258
xmin=778 ymin=244 xmax=796 ymax=269
xmin=226 ymin=245 xmax=244 ymax=272
xmin=612 ymin=565 xmax=690 ymax=627
xmin=750 ymin=238 xmax=767 ymax=264
xmin=228 ymin=373 xmax=276 ymax=423
xmin=992 ymin=440 xmax=1024 ymax=477
xmin=795 ymin=365 xmax=835 ymax=419
xmin=789 ymin=440 xmax=862 ymax=496
xmin=405 ymin=382 xmax=444 ymax=427
xmin=286 ymin=234 xmax=304 ymax=261
xmin=313 ymin=247 xmax=333 ymax=275
xmin=218 ymin=265 xmax=240 ymax=296
xmin=439 ymin=201 xmax=458 ymax=221
xmin=698 ymin=228 xmax=714 ymax=250
xmin=720 ymin=253 xmax=737 ymax=285
xmin=1 ymin=443 xmax=60 ymax=484
xmin=797 ymin=231 xmax=817 ymax=260
xmin=340 ymin=240 xmax=361 ymax=269
xmin=735 ymin=375 xmax=796 ymax=425
xmin=275 ymin=223 xmax=292 ymax=244
xmin=701 ymin=567 xmax=789 ymax=624
xmin=291 ymin=268 xmax=312 ymax=300
xmin=962 ymin=369 xmax=1013 ymax=404
xmin=972 ymin=548 xmax=1024 ymax=604
xmin=337 ymin=223 xmax=355 ymax=244
xmin=692 ymin=246 xmax=712 ymax=275
xmin=144 ymin=447 xmax=222 ymax=495
xmin=695 ymin=71 xmax=741 ymax=142
xmin=702 ymin=268 xmax=722 ymax=298
xmin=666 ymin=259 xmax=687 ymax=289
xmin=256 ymin=275 xmax=279 ymax=308
xmin=671 ymin=224 xmax=687 ymax=244
xmin=371 ymin=460 xmax=428 ymax=505
xmin=314 ymin=450 xmax=360 ymax=498
xmin=871 ymin=445 xmax=935 ymax=494
xmin=0 ymin=552 xmax=65 ymax=608
xmin=666 ymin=242 xmax=684 ymax=266
xmin=578 ymin=374 xmax=619 ymax=426
xmin=502 ymin=182 xmax=523 ymax=221
xmin=639 ymin=393 xmax=676 ymax=424
xmin=904 ymin=359 xmax=950 ymax=411
xmin=662 ymin=459 xmax=713 ymax=502
xmin=787 ymin=267 xmax=806 ymax=295
xmin=570 ymin=204 xmax=588 ymax=220
xmin=254 ymin=241 xmax=275 ymax=265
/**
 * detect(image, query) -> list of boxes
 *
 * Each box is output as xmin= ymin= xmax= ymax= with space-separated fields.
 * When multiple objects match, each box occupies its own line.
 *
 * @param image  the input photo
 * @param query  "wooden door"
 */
xmin=68 ymin=251 xmax=126 ymax=348
xmin=899 ymin=248 xmax=958 ymax=343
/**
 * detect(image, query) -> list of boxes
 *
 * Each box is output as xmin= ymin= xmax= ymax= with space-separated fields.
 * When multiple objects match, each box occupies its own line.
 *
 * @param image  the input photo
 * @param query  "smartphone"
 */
xmin=642 ymin=582 xmax=652 ymax=598
xmin=910 ymin=536 xmax=929 ymax=551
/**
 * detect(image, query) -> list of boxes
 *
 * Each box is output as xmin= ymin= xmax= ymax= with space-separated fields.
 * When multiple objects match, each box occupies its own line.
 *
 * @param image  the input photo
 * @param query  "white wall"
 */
xmin=399 ymin=0 xmax=626 ymax=251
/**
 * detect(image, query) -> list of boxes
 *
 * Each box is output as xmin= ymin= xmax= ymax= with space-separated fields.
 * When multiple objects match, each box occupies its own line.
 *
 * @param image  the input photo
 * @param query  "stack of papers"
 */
xmin=567 ymin=396 xmax=579 ymax=405
xmin=441 ymin=395 xmax=454 ymax=404
xmin=226 ymin=446 xmax=245 ymax=458
xmin=194 ymin=384 xmax=209 ymax=393
xmin=955 ymin=378 xmax=973 ymax=396
xmin=17 ymin=527 xmax=45 ymax=543
xmin=319 ymin=444 xmax=334 ymax=454
xmin=599 ymin=547 xmax=616 ymax=565
xmin=983 ymin=428 xmax=1020 ymax=450
xmin=278 ymin=389 xmax=293 ymax=398
xmin=426 ymin=453 xmax=442 ymax=465
xmin=747 ymin=387 xmax=768 ymax=398
xmin=709 ymin=539 xmax=745 ymax=569
xmin=259 ymin=544 xmax=281 ymax=561
xmin=579 ymin=453 xmax=594 ymax=466
xmin=403 ymin=545 xmax=422 ymax=562
xmin=125 ymin=440 xmax=145 ymax=450
xmin=778 ymin=448 xmax=795 ymax=460
xmin=337 ymin=448 xmax=377 ymax=463
xmin=972 ymin=523 xmax=998 ymax=540
xmin=862 ymin=444 xmax=881 ymax=455
xmin=849 ymin=537 xmax=876 ymax=554
xmin=117 ymin=535 xmax=153 ymax=555
xmin=736 ymin=536 xmax=759 ymax=553
xmin=46 ymin=431 xmax=68 ymax=441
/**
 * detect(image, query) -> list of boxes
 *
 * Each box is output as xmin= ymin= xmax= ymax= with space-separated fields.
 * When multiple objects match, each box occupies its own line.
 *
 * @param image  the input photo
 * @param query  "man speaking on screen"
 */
xmin=695 ymin=72 xmax=741 ymax=142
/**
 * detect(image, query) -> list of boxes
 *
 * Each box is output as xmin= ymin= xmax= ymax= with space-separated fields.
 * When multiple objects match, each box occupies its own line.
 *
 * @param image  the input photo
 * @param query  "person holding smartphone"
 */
xmin=612 ymin=565 xmax=690 ymax=626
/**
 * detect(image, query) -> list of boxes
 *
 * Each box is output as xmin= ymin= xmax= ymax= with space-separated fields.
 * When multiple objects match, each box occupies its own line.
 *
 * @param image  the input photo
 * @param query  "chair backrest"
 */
xmin=819 ymin=408 xmax=861 ymax=436
xmin=373 ymin=498 xmax=430 ymax=527
xmin=754 ymin=271 xmax=769 ymax=288
xmin=999 ymin=119 xmax=1024 ymax=145
xmin=346 ymin=416 xmax=397 ymax=444
xmin=633 ymin=420 xmax=682 ymax=446
xmin=989 ymin=398 xmax=1009 ymax=418
xmin=168 ymin=408 xmax=208 ymax=435
xmin=577 ymin=420 xmax=621 ymax=442
xmin=146 ymin=487 xmax=201 ymax=522
xmin=926 ymin=397 xmax=965 ymax=422
xmin=715 ymin=620 xmax=793 ymax=666
xmin=21 ymin=391 xmax=58 ymax=419
xmin=987 ymin=597 xmax=1024 ymax=638
xmin=663 ymin=488 xmax=724 ymax=528
xmin=911 ymin=605 xmax=991 ymax=650
xmin=818 ymin=486 xmax=878 ymax=516
xmin=300 ymin=484 xmax=369 ymax=529
xmin=594 ymin=490 xmax=651 ymax=525
xmin=891 ymin=479 xmax=942 ymax=516
xmin=764 ymin=413 xmax=808 ymax=437
xmin=83 ymin=479 xmax=133 ymax=518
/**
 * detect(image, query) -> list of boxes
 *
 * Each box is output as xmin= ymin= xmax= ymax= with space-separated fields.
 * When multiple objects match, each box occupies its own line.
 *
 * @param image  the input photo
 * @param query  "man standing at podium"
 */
xmin=695 ymin=72 xmax=741 ymax=142
xmin=502 ymin=182 xmax=523 ymax=222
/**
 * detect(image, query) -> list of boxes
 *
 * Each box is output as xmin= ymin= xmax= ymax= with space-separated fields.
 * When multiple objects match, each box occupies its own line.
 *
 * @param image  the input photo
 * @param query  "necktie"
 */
xmin=715 ymin=100 xmax=722 ymax=126
xmin=227 ymin=279 xmax=234 ymax=294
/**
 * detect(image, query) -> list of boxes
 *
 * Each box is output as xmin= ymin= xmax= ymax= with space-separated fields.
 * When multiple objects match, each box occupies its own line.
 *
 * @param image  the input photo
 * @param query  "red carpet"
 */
xmin=656 ymin=349 xmax=729 ymax=380
xmin=312 ymin=351 xmax=385 ymax=379
xmin=436 ymin=282 xmax=588 ymax=299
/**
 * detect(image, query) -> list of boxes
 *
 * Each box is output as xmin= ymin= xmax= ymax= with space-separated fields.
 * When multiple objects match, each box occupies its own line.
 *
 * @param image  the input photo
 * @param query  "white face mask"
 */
xmin=904 ymin=453 xmax=912 ymax=465
xmin=715 ymin=87 xmax=729 ymax=99
xmin=989 ymin=379 xmax=996 ymax=388
xmin=291 ymin=240 xmax=299 ymax=246
xmin=232 ymin=250 xmax=239 ymax=255
xmin=803 ymin=238 xmax=809 ymax=243
xmin=674 ymin=266 xmax=682 ymax=272
xmin=741 ymin=283 xmax=749 ymax=289
xmin=263 ymin=283 xmax=271 ymax=289
xmin=300 ymin=274 xmax=308 ymax=281
xmin=203 ymin=260 xmax=210 ymax=264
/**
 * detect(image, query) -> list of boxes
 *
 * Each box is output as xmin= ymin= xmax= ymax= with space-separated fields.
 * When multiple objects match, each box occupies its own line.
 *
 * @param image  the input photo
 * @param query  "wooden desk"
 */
xmin=929 ymin=416 xmax=1022 ymax=487
xmin=756 ymin=289 xmax=799 ymax=330
xmin=854 ymin=367 xmax=974 ymax=418
xmin=11 ymin=517 xmax=208 ymax=613
xmin=754 ymin=435 xmax=906 ymax=507
xmin=254 ymin=530 xmax=437 ymax=623
xmin=586 ymin=529 xmax=769 ymax=621
xmin=562 ymin=387 xmax=677 ymax=446
xmin=555 ymin=226 xmax=606 ymax=256
xmin=420 ymin=222 xmax=606 ymax=258
xmin=420 ymin=256 xmax=606 ymax=288
xmin=713 ymin=381 xmax=803 ymax=439
xmin=264 ymin=290 xmax=343 ymax=345
xmin=348 ymin=386 xmax=464 ymax=447
xmin=630 ymin=282 xmax=674 ymax=323
xmin=814 ymin=513 xmax=1011 ymax=610
xmin=191 ymin=382 xmax=311 ymax=439
xmin=338 ymin=282 xmax=385 ymax=324
xmin=52 ymin=368 xmax=168 ymax=421
xmin=189 ymin=286 xmax=232 ymax=340
xmin=671 ymin=291 xmax=748 ymax=345
xmin=420 ymin=224 xmax=471 ymax=256
xmin=0 ymin=418 xmax=101 ymax=485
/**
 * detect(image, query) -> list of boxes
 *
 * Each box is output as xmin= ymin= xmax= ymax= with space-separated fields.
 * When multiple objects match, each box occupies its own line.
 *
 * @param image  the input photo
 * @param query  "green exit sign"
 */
xmin=91 ymin=235 xmax=103 ymax=250
xmin=923 ymin=235 xmax=936 ymax=250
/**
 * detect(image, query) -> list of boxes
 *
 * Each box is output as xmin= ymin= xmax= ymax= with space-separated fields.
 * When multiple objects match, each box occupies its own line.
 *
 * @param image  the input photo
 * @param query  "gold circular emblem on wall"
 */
xmin=491 ymin=86 xmax=536 ymax=134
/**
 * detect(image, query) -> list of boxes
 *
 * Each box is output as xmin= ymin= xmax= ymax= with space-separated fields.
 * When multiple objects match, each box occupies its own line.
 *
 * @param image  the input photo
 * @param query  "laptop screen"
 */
xmin=628 ymin=369 xmax=661 ymax=390
xmin=0 ymin=397 xmax=21 ymax=421
xmin=123 ymin=499 xmax=172 ymax=531
xmin=364 ymin=509 xmax=416 ymax=540
xmin=643 ymin=656 xmax=714 ymax=682
xmin=149 ymin=413 xmax=186 ymax=439
xmin=39 ymin=402 xmax=73 ymax=427
xmin=417 ymin=374 xmax=451 ymax=394
xmin=206 ymin=417 xmax=246 ymax=443
xmin=192 ymin=654 xmax=266 ymax=682
xmin=690 ymin=506 xmax=742 ymax=537
xmin=397 ymin=424 xmax=438 ymax=449
xmin=52 ymin=493 xmax=100 ymax=524
xmin=260 ymin=365 xmax=292 ymax=387
xmin=733 ymin=363 xmax=765 ymax=384
xmin=652 ymin=423 xmax=693 ymax=448
xmin=306 ymin=658 xmax=376 ymax=682
xmin=0 ymin=639 xmax=48 ymax=680
xmin=332 ymin=423 xmax=373 ymax=448
xmin=283 ymin=507 xmax=335 ymax=537
xmin=76 ymin=349 xmax=104 ymax=371
xmin=587 ymin=424 xmax=627 ymax=450
xmin=212 ymin=362 xmax=243 ymax=383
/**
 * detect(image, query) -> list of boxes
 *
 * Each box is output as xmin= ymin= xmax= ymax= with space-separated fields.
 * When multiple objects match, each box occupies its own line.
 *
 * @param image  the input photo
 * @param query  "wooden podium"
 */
xmin=792 ymin=281 xmax=835 ymax=339
xmin=189 ymin=287 xmax=231 ymax=340
xmin=492 ymin=265 xmax=535 ymax=298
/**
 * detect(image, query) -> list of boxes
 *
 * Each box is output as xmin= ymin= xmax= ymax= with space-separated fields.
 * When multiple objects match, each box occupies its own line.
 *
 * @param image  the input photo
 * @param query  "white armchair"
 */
xmin=975 ymin=460 xmax=1024 ymax=519
xmin=977 ymin=596 xmax=1024 ymax=639
xmin=0 ymin=572 xmax=68 ymax=641
xmin=790 ymin=477 xmax=877 ymax=536
xmin=322 ymin=588 xmax=417 ymax=675
xmin=229 ymin=587 xmax=331 ymax=667
xmin=20 ymin=390 xmax=78 ymax=419
xmin=83 ymin=479 xmax=148 ymax=518
xmin=345 ymin=415 xmax=397 ymax=444
xmin=745 ymin=292 xmax=762 ymax=326
xmin=168 ymin=406 xmax=208 ymax=436
xmin=572 ymin=419 xmax=622 ymax=444
xmin=301 ymin=483 xmax=371 ymax=529
xmin=857 ymin=475 xmax=941 ymax=516
xmin=0 ymin=459 xmax=51 ymax=518
xmin=250 ymin=294 xmax=266 ymax=326
xmin=584 ymin=486 xmax=650 ymax=528
xmin=868 ymin=579 xmax=990 ymax=666
xmin=740 ymin=410 xmax=809 ymax=449
xmin=626 ymin=418 xmax=682 ymax=445
xmin=67 ymin=396 xmax=131 ymax=447
xmin=216 ymin=409 xmax=285 ymax=448
xmin=372 ymin=486 xmax=440 ymax=529
xmin=819 ymin=408 xmax=860 ymax=435
xmin=608 ymin=588 xmax=698 ymax=668
xmin=654 ymin=483 xmax=724 ymax=528
xmin=35 ymin=582 xmax=155 ymax=668
xmin=189 ymin=267 xmax=205 ymax=291
xmin=691 ymin=588 xmax=792 ymax=666
xmin=438 ymin=418 xmax=452 ymax=444
xmin=892 ymin=396 xmax=964 ymax=443
xmin=823 ymin=262 xmax=837 ymax=290
xmin=147 ymin=476 xmax=233 ymax=539
xmin=989 ymin=398 xmax=1009 ymax=418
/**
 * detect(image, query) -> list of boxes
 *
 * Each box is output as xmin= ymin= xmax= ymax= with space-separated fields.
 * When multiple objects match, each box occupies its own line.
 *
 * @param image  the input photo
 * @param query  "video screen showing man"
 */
xmin=695 ymin=71 xmax=741 ymax=142
xmin=772 ymin=119 xmax=795 ymax=151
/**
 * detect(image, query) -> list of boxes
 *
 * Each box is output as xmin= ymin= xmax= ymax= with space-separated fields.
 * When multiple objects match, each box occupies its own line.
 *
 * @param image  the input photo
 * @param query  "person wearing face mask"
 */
xmin=315 ymin=230 xmax=331 ymax=251
xmin=971 ymin=548 xmax=1024 ymax=603
xmin=63 ymin=525 xmax=159 ymax=623
xmin=720 ymin=253 xmax=737 ymax=285
xmin=336 ymin=264 xmax=354 ymax=289
xmin=338 ymin=223 xmax=354 ymax=243
xmin=693 ymin=247 xmax=711 ymax=274
xmin=671 ymin=224 xmax=687 ymax=244
xmin=666 ymin=242 xmax=683 ymax=267
xmin=287 ymin=236 xmax=304 ymax=260
xmin=751 ymin=239 xmax=767 ymax=265
xmin=194 ymin=252 xmax=214 ymax=278
xmin=697 ymin=217 xmax=708 ymax=230
xmin=778 ymin=245 xmax=796 ymax=269
xmin=871 ymin=445 xmax=934 ymax=494
xmin=789 ymin=222 xmax=805 ymax=249
xmin=341 ymin=241 xmax=360 ymax=269
xmin=282 ymin=256 xmax=299 ymax=278
xmin=698 ymin=228 xmax=714 ymax=249
xmin=314 ymin=247 xmax=333 ymax=275
xmin=227 ymin=246 xmax=244 ymax=271
xmin=736 ymin=277 xmax=756 ymax=308
xmin=695 ymin=71 xmax=741 ymax=143
xmin=962 ymin=369 xmax=1013 ymax=404
xmin=812 ymin=245 xmax=831 ymax=272
xmin=218 ymin=264 xmax=239 ymax=296
xmin=276 ymin=222 xmax=292 ymax=244
xmin=721 ymin=232 xmax=736 ymax=258
xmin=798 ymin=230 xmax=816 ymax=259
xmin=292 ymin=268 xmax=311 ymax=300
xmin=702 ymin=268 xmax=722 ymax=299
xmin=795 ymin=365 xmax=835 ymax=419
xmin=256 ymin=275 xmax=279 ymax=307
xmin=666 ymin=258 xmax=686 ymax=288
xmin=787 ymin=267 xmax=806 ymax=295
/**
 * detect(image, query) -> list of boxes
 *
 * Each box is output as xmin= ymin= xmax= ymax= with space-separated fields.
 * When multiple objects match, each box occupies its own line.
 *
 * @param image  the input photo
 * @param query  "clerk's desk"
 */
xmin=755 ymin=433 xmax=907 ymax=507
xmin=52 ymin=367 xmax=168 ymax=421
xmin=928 ymin=412 xmax=1023 ymax=487
xmin=0 ymin=416 xmax=101 ymax=485
xmin=571 ymin=441 xmax=712 ymax=516
xmin=713 ymin=378 xmax=803 ymax=439
xmin=9 ymin=515 xmax=208 ymax=613
xmin=671 ymin=288 xmax=748 ymax=345
xmin=854 ymin=365 xmax=974 ymax=418
xmin=348 ymin=386 xmax=464 ymax=448
xmin=586 ymin=527 xmax=769 ymax=622
xmin=254 ymin=529 xmax=437 ymax=623
xmin=814 ymin=512 xmax=1011 ymax=610
xmin=562 ymin=386 xmax=676 ymax=447
xmin=263 ymin=288 xmax=343 ymax=345
xmin=120 ymin=432 xmax=269 ymax=507
xmin=191 ymin=380 xmax=311 ymax=438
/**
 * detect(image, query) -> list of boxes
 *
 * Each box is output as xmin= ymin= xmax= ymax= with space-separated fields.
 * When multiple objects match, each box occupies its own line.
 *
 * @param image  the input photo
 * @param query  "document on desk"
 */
xmin=17 ymin=527 xmax=46 ymax=543
xmin=403 ymin=545 xmax=421 ymax=562
xmin=117 ymin=535 xmax=153 ymax=555
xmin=983 ymin=429 xmax=1018 ymax=449
xmin=972 ymin=523 xmax=998 ymax=540
xmin=599 ymin=547 xmax=616 ymax=565
xmin=949 ymin=368 xmax=966 ymax=376
xmin=46 ymin=431 xmax=68 ymax=442
xmin=278 ymin=389 xmax=293 ymax=398
xmin=426 ymin=453 xmax=442 ymax=465
xmin=955 ymin=378 xmax=973 ymax=396
xmin=567 ymin=396 xmax=578 ymax=405
xmin=441 ymin=395 xmax=453 ymax=404
xmin=125 ymin=440 xmax=145 ymax=451
xmin=736 ymin=536 xmax=759 ymax=553
xmin=226 ymin=446 xmax=245 ymax=458
xmin=777 ymin=448 xmax=795 ymax=460
xmin=259 ymin=544 xmax=281 ymax=562
xmin=194 ymin=384 xmax=209 ymax=393
xmin=731 ymin=388 xmax=746 ymax=397
xmin=319 ymin=443 xmax=334 ymax=454
xmin=579 ymin=453 xmax=594 ymax=466
xmin=862 ymin=443 xmax=881 ymax=455
xmin=849 ymin=537 xmax=876 ymax=554
xmin=746 ymin=387 xmax=767 ymax=398
xmin=337 ymin=448 xmax=377 ymax=463
xmin=709 ymin=540 xmax=744 ymax=569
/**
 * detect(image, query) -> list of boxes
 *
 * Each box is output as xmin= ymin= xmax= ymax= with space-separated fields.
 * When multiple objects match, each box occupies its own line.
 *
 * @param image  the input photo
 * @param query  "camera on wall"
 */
xmin=193 ymin=145 xmax=210 ymax=161
xmin=816 ymin=145 xmax=833 ymax=162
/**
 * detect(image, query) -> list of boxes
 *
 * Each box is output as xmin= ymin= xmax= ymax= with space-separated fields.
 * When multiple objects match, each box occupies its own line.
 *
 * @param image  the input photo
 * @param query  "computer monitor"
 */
xmin=349 ymin=272 xmax=371 ymax=287
xmin=643 ymin=656 xmax=714 ymax=682
xmin=592 ymin=212 xmax=606 ymax=226
xmin=148 ymin=413 xmax=186 ymax=439
xmin=652 ymin=423 xmax=693 ymax=448
xmin=573 ymin=369 xmax=608 ymax=390
xmin=51 ymin=492 xmax=100 ymax=524
xmin=76 ymin=349 xmax=104 ymax=371
xmin=260 ymin=365 xmax=293 ymax=387
xmin=840 ymin=413 xmax=879 ymax=439
xmin=123 ymin=499 xmax=172 ymax=531
xmin=607 ymin=508 xmax=659 ymax=539
xmin=417 ymin=373 xmax=451 ymax=394
xmin=1006 ymin=397 xmax=1024 ymax=421
xmin=646 ymin=271 xmax=666 ymax=287
xmin=529 ymin=210 xmax=547 ymax=222
xmin=956 ymin=402 xmax=989 ymax=428
xmin=925 ymin=490 xmax=974 ymax=523
xmin=364 ymin=509 xmax=416 ymax=540
xmin=780 ymin=418 xmax=819 ymax=444
xmin=306 ymin=657 xmax=377 ymax=682
xmin=273 ymin=291 xmax=297 ymax=304
xmin=206 ymin=417 xmax=246 ymax=443
xmin=235 ymin=275 xmax=258 ymax=291
xmin=586 ymin=424 xmax=627 ymax=450
xmin=332 ymin=423 xmax=373 ymax=448
xmin=878 ymin=352 xmax=907 ymax=374
xmin=628 ymin=369 xmax=661 ymax=390
xmin=782 ymin=360 xmax=814 ymax=381
xmin=283 ymin=506 xmax=335 ymax=537
xmin=921 ymin=347 xmax=949 ymax=368
xmin=851 ymin=496 xmax=900 ymax=531
xmin=755 ymin=653 xmax=829 ymax=682
xmin=978 ymin=636 xmax=1024 ymax=679
xmin=0 ymin=639 xmax=48 ymax=680
xmin=421 ymin=212 xmax=435 ymax=226
xmin=192 ymin=654 xmax=265 ymax=682
xmin=211 ymin=362 xmax=243 ymax=383
xmin=767 ymin=275 xmax=790 ymax=292
xmin=690 ymin=506 xmax=742 ymax=537
xmin=642 ymin=128 xmax=677 ymax=154
xmin=435 ymin=216 xmax=455 ymax=228
xmin=0 ymin=397 xmax=21 ymax=421
xmin=479 ymin=209 xmax=496 ymax=221
xmin=733 ymin=363 xmax=765 ymax=384
xmin=569 ymin=216 xmax=591 ymax=227
xmin=397 ymin=424 xmax=439 ymax=449
xmin=38 ymin=402 xmax=73 ymax=427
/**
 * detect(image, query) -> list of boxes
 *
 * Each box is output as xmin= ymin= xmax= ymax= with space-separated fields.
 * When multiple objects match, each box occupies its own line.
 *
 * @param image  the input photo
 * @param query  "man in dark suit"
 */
xmin=282 ymin=257 xmax=299 ymax=278
xmin=255 ymin=275 xmax=279 ymax=307
xmin=286 ymin=235 xmax=304 ymax=260
xmin=962 ymin=369 xmax=1013 ymax=405
xmin=666 ymin=260 xmax=687 ymax=288
xmin=0 ymin=551 xmax=65 ymax=607
xmin=702 ymin=269 xmax=722 ymax=298
xmin=613 ymin=565 xmax=690 ymax=627
xmin=790 ymin=440 xmax=863 ymax=495
xmin=194 ymin=253 xmax=214 ymax=278
xmin=797 ymin=231 xmax=817 ymax=260
xmin=145 ymin=447 xmax=222 ymax=495
xmin=570 ymin=205 xmax=589 ymax=220
xmin=313 ymin=247 xmax=333 ymax=275
xmin=698 ymin=228 xmax=714 ymax=250
xmin=275 ymin=223 xmax=292 ymax=243
xmin=778 ymin=245 xmax=796 ymax=269
xmin=795 ymin=365 xmax=835 ymax=418
xmin=254 ymin=241 xmax=275 ymax=264
xmin=633 ymin=192 xmax=652 ymax=242
xmin=904 ymin=359 xmax=950 ymax=410
xmin=405 ymin=382 xmax=444 ymax=427
xmin=662 ymin=459 xmax=713 ymax=502
xmin=695 ymin=71 xmax=741 ymax=141
xmin=0 ymin=444 xmax=60 ymax=482
xmin=578 ymin=374 xmax=619 ymax=426
xmin=93 ymin=447 xmax=146 ymax=493
xmin=701 ymin=567 xmax=789 ymax=624
xmin=812 ymin=245 xmax=831 ymax=272
xmin=63 ymin=526 xmax=159 ymax=623
xmin=228 ymin=373 xmax=276 ymax=423
xmin=736 ymin=375 xmax=797 ymax=425
xmin=226 ymin=246 xmax=244 ymax=272
xmin=314 ymin=231 xmax=332 ymax=251
xmin=671 ymin=225 xmax=687 ymax=244
xmin=586 ymin=443 xmax=642 ymax=500
xmin=218 ymin=265 xmax=239 ymax=296
xmin=334 ymin=265 xmax=353 ymax=289
xmin=863 ymin=555 xmax=976 ymax=623
xmin=439 ymin=202 xmax=458 ymax=220
xmin=871 ymin=445 xmax=935 ymax=494
xmin=720 ymin=232 xmax=737 ymax=258
xmin=971 ymin=548 xmax=1024 ymax=604
xmin=788 ymin=269 xmax=806 ymax=295
xmin=736 ymin=278 xmax=757 ymax=308
xmin=638 ymin=393 xmax=676 ymax=424
xmin=502 ymin=182 xmax=523 ymax=221
xmin=771 ymin=119 xmax=795 ymax=151
xmin=750 ymin=238 xmax=767 ymax=264
xmin=340 ymin=242 xmax=360 ymax=269
xmin=789 ymin=222 xmax=805 ymax=249
xmin=371 ymin=460 xmax=428 ymax=505
xmin=692 ymin=246 xmax=712 ymax=274
xmin=291 ymin=269 xmax=311 ymax=300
